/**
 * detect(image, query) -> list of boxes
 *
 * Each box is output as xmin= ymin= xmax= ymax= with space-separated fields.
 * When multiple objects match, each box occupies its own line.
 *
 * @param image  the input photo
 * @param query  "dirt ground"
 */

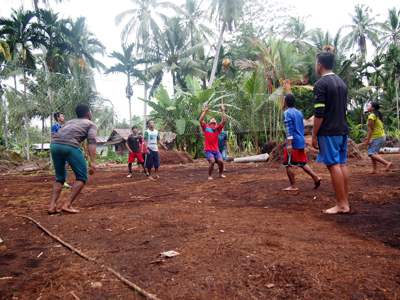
xmin=1 ymin=153 xmax=400 ymax=299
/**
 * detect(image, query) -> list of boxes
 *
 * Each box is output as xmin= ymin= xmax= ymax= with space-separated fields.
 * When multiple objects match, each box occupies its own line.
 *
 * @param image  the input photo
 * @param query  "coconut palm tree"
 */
xmin=342 ymin=4 xmax=381 ymax=60
xmin=207 ymin=0 xmax=245 ymax=88
xmin=104 ymin=43 xmax=148 ymax=124
xmin=115 ymin=0 xmax=174 ymax=133
xmin=149 ymin=16 xmax=206 ymax=94
xmin=377 ymin=7 xmax=400 ymax=54
xmin=172 ymin=0 xmax=214 ymax=60
xmin=285 ymin=16 xmax=313 ymax=52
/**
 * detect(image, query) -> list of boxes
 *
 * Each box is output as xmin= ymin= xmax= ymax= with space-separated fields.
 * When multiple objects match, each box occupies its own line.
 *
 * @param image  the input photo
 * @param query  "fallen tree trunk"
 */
xmin=233 ymin=153 xmax=269 ymax=163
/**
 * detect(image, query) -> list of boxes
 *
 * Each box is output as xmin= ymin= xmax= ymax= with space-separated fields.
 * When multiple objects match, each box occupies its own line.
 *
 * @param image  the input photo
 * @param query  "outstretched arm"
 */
xmin=199 ymin=106 xmax=209 ymax=126
xmin=220 ymin=105 xmax=226 ymax=128
xmin=283 ymin=79 xmax=291 ymax=106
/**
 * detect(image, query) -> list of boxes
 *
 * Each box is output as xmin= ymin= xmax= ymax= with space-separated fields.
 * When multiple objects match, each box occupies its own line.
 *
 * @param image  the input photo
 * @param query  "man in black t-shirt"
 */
xmin=312 ymin=46 xmax=350 ymax=215
xmin=126 ymin=126 xmax=144 ymax=177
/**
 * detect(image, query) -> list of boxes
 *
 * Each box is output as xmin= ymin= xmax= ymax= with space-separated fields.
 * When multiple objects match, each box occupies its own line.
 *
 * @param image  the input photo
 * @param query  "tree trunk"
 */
xmin=24 ymin=71 xmax=30 ymax=161
xmin=3 ymin=113 xmax=8 ymax=149
xmin=127 ymin=75 xmax=132 ymax=125
xmin=41 ymin=117 xmax=45 ymax=152
xmin=208 ymin=22 xmax=226 ymax=89
xmin=142 ymin=63 xmax=148 ymax=134
xmin=19 ymin=123 xmax=26 ymax=157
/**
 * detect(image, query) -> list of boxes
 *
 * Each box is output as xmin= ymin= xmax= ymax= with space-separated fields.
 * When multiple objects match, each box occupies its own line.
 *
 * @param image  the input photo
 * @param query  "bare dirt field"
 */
xmin=1 ymin=154 xmax=400 ymax=299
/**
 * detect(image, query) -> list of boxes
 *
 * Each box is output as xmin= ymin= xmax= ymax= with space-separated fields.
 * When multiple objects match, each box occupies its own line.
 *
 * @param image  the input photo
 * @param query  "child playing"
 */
xmin=144 ymin=120 xmax=168 ymax=179
xmin=126 ymin=126 xmax=144 ymax=177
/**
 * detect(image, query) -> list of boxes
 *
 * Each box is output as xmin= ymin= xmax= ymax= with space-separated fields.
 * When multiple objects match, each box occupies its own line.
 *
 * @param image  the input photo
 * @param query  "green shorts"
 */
xmin=51 ymin=143 xmax=88 ymax=183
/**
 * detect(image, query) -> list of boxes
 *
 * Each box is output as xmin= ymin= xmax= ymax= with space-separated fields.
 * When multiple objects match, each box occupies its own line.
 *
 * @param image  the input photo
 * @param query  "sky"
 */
xmin=1 ymin=0 xmax=399 ymax=126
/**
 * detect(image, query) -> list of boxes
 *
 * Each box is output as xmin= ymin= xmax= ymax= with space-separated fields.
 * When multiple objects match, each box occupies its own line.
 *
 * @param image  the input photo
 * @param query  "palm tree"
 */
xmin=173 ymin=0 xmax=214 ymax=60
xmin=149 ymin=16 xmax=206 ymax=94
xmin=61 ymin=17 xmax=106 ymax=75
xmin=285 ymin=16 xmax=313 ymax=52
xmin=342 ymin=4 xmax=381 ymax=60
xmin=115 ymin=0 xmax=174 ymax=133
xmin=377 ymin=7 xmax=400 ymax=53
xmin=0 ymin=7 xmax=45 ymax=160
xmin=207 ymin=0 xmax=245 ymax=88
xmin=104 ymin=43 xmax=148 ymax=124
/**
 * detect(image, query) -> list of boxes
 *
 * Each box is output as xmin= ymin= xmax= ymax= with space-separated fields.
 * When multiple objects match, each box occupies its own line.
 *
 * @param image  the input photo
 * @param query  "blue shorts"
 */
xmin=145 ymin=149 xmax=160 ymax=169
xmin=219 ymin=148 xmax=227 ymax=161
xmin=316 ymin=135 xmax=348 ymax=165
xmin=367 ymin=136 xmax=386 ymax=156
xmin=205 ymin=150 xmax=222 ymax=162
xmin=51 ymin=144 xmax=88 ymax=183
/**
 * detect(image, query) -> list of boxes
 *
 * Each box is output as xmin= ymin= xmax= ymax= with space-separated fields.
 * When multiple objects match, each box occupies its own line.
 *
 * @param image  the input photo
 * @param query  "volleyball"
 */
xmin=222 ymin=58 xmax=232 ymax=68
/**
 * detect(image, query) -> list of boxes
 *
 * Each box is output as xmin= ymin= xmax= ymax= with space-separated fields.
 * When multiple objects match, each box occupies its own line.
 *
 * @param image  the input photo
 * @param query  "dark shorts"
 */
xmin=138 ymin=153 xmax=147 ymax=165
xmin=145 ymin=149 xmax=160 ymax=169
xmin=129 ymin=152 xmax=144 ymax=163
xmin=283 ymin=148 xmax=307 ymax=167
xmin=51 ymin=143 xmax=88 ymax=183
xmin=205 ymin=150 xmax=222 ymax=162
xmin=316 ymin=135 xmax=348 ymax=165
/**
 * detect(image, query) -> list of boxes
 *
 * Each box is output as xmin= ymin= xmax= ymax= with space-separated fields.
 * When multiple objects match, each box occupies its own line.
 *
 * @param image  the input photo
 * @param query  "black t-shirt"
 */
xmin=314 ymin=73 xmax=349 ymax=136
xmin=127 ymin=135 xmax=141 ymax=153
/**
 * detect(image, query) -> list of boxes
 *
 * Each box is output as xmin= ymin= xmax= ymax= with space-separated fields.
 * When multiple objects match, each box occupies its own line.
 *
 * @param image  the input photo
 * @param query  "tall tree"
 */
xmin=207 ymin=0 xmax=245 ymax=88
xmin=149 ymin=16 xmax=206 ymax=94
xmin=104 ymin=43 xmax=148 ymax=124
xmin=342 ymin=4 xmax=381 ymax=60
xmin=115 ymin=0 xmax=173 ymax=133
xmin=285 ymin=15 xmax=313 ymax=52
xmin=377 ymin=7 xmax=400 ymax=53
xmin=0 ymin=7 xmax=45 ymax=160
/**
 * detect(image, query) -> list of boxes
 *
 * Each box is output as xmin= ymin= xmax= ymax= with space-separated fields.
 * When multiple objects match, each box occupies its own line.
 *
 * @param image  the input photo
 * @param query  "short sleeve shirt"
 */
xmin=218 ymin=132 xmax=228 ymax=151
xmin=51 ymin=123 xmax=63 ymax=135
xmin=127 ymin=135 xmax=142 ymax=153
xmin=202 ymin=123 xmax=223 ymax=151
xmin=368 ymin=113 xmax=385 ymax=140
xmin=144 ymin=129 xmax=160 ymax=151
xmin=51 ymin=118 xmax=98 ymax=148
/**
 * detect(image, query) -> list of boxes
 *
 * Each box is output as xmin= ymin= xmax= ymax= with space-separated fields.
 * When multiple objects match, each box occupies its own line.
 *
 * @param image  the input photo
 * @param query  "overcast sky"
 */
xmin=1 ymin=0 xmax=398 ymax=124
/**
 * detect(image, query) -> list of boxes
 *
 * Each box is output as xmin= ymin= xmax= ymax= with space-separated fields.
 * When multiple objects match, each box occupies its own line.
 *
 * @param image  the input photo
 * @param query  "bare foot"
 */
xmin=148 ymin=176 xmax=155 ymax=180
xmin=218 ymin=174 xmax=226 ymax=179
xmin=385 ymin=162 xmax=393 ymax=172
xmin=207 ymin=176 xmax=213 ymax=180
xmin=322 ymin=205 xmax=350 ymax=215
xmin=154 ymin=175 xmax=160 ymax=179
xmin=314 ymin=179 xmax=322 ymax=189
xmin=47 ymin=208 xmax=59 ymax=215
xmin=369 ymin=170 xmax=378 ymax=174
xmin=61 ymin=206 xmax=80 ymax=214
xmin=283 ymin=186 xmax=298 ymax=191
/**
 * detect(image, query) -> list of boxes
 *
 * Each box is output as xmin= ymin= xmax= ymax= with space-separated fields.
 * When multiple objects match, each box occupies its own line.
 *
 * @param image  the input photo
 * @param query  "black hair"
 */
xmin=132 ymin=125 xmax=138 ymax=131
xmin=147 ymin=120 xmax=153 ymax=126
xmin=75 ymin=103 xmax=90 ymax=118
xmin=284 ymin=94 xmax=296 ymax=107
xmin=208 ymin=118 xmax=217 ymax=123
xmin=54 ymin=112 xmax=63 ymax=121
xmin=317 ymin=46 xmax=335 ymax=70
xmin=138 ymin=132 xmax=142 ymax=136
xmin=370 ymin=102 xmax=383 ymax=122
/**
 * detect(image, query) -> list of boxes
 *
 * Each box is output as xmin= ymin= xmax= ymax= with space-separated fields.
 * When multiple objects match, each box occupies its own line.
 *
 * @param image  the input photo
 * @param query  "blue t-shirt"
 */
xmin=218 ymin=132 xmax=228 ymax=151
xmin=51 ymin=122 xmax=63 ymax=135
xmin=283 ymin=108 xmax=305 ymax=149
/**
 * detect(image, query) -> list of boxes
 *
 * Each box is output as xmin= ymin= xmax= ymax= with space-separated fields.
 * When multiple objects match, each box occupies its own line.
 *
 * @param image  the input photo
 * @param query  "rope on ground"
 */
xmin=16 ymin=214 xmax=161 ymax=300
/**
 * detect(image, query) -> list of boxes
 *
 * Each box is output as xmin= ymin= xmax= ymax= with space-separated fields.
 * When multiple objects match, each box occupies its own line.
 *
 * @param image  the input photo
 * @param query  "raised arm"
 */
xmin=199 ymin=106 xmax=209 ymax=126
xmin=283 ymin=79 xmax=291 ymax=106
xmin=220 ymin=105 xmax=226 ymax=128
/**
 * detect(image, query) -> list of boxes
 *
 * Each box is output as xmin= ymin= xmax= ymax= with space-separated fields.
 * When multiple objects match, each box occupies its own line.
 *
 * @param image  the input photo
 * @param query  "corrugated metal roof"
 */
xmin=96 ymin=136 xmax=109 ymax=143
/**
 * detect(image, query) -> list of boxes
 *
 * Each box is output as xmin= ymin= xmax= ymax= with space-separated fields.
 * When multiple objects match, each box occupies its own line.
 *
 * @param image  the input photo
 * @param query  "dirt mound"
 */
xmin=0 ymin=148 xmax=23 ymax=172
xmin=15 ymin=159 xmax=52 ymax=173
xmin=270 ymin=137 xmax=361 ymax=162
xmin=384 ymin=135 xmax=400 ymax=147
xmin=158 ymin=149 xmax=193 ymax=165
xmin=261 ymin=141 xmax=277 ymax=154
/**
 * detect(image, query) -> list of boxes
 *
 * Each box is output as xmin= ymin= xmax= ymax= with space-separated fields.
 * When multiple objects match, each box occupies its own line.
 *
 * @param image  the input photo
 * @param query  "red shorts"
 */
xmin=283 ymin=148 xmax=307 ymax=167
xmin=129 ymin=152 xmax=144 ymax=163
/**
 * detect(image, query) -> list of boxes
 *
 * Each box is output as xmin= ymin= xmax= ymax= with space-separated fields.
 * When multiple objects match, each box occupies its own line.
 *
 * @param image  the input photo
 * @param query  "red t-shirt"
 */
xmin=202 ymin=123 xmax=223 ymax=151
